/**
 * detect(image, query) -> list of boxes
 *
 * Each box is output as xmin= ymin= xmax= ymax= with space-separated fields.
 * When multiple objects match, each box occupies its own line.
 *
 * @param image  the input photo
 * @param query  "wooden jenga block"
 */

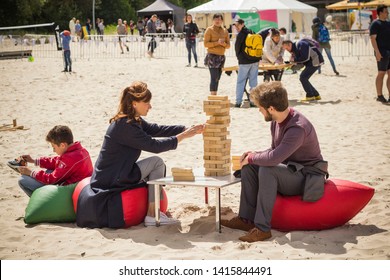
xmin=204 ymin=151 xmax=228 ymax=157
xmin=173 ymin=176 xmax=195 ymax=181
xmin=204 ymin=155 xmax=230 ymax=161
xmin=204 ymin=163 xmax=231 ymax=169
xmin=207 ymin=119 xmax=230 ymax=125
xmin=203 ymin=100 xmax=230 ymax=107
xmin=207 ymin=95 xmax=229 ymax=101
xmin=203 ymin=136 xmax=227 ymax=141
xmin=205 ymin=108 xmax=230 ymax=116
xmin=171 ymin=167 xmax=195 ymax=181
xmin=171 ymin=167 xmax=193 ymax=174
xmin=210 ymin=115 xmax=230 ymax=122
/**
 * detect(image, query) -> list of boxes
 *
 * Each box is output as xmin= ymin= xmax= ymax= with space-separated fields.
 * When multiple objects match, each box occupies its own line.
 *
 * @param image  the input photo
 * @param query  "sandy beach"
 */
xmin=0 ymin=52 xmax=389 ymax=260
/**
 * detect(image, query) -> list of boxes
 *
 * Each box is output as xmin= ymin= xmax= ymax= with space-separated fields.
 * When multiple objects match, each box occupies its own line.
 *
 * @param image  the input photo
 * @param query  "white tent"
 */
xmin=188 ymin=0 xmax=317 ymax=33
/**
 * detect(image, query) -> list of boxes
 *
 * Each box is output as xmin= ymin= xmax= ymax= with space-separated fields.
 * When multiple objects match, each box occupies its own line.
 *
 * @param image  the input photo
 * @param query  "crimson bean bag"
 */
xmin=73 ymin=177 xmax=168 ymax=228
xmin=271 ymin=179 xmax=374 ymax=231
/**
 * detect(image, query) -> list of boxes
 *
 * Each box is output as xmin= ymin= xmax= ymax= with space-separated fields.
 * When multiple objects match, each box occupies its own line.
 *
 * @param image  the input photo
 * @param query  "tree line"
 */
xmin=0 ymin=0 xmax=208 ymax=30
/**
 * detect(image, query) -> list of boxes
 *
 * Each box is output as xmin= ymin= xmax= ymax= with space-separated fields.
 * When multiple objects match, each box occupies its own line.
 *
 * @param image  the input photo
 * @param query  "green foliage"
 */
xmin=0 ymin=0 xmax=210 ymax=31
xmin=97 ymin=0 xmax=135 ymax=25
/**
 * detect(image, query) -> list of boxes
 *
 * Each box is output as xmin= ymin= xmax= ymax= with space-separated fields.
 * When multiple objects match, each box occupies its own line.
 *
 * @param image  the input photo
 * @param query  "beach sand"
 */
xmin=0 ymin=54 xmax=389 ymax=260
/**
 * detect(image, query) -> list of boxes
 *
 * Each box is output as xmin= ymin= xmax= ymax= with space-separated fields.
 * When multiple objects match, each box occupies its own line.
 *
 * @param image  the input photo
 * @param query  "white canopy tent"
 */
xmin=188 ymin=0 xmax=317 ymax=33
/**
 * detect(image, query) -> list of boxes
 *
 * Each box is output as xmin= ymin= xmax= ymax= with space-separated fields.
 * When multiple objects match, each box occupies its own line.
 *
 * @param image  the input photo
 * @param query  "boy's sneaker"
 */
xmin=194 ymin=63 xmax=198 ymax=68
xmin=315 ymin=95 xmax=322 ymax=100
xmin=144 ymin=212 xmax=180 ymax=226
xmin=185 ymin=64 xmax=191 ymax=67
xmin=7 ymin=157 xmax=26 ymax=173
xmin=376 ymin=95 xmax=387 ymax=103
xmin=234 ymin=103 xmax=241 ymax=108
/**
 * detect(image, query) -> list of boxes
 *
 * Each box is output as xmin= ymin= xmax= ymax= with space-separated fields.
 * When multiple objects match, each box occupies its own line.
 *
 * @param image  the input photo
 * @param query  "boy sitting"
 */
xmin=7 ymin=125 xmax=93 ymax=196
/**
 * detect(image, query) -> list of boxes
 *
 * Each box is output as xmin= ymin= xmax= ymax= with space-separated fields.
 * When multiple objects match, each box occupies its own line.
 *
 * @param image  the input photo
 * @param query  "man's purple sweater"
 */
xmin=248 ymin=108 xmax=323 ymax=167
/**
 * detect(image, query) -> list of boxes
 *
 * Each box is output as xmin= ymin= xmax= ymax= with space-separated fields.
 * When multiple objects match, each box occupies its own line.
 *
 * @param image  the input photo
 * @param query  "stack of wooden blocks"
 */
xmin=203 ymin=95 xmax=231 ymax=176
xmin=232 ymin=156 xmax=241 ymax=171
xmin=171 ymin=167 xmax=195 ymax=181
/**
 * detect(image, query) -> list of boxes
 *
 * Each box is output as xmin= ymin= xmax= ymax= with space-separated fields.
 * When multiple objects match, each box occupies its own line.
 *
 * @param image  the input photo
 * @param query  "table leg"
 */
xmin=204 ymin=187 xmax=209 ymax=205
xmin=215 ymin=188 xmax=221 ymax=233
xmin=154 ymin=184 xmax=161 ymax=227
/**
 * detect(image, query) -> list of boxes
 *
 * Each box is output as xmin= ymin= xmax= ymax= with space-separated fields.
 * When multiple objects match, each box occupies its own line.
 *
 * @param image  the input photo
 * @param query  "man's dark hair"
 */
xmin=46 ymin=125 xmax=74 ymax=145
xmin=279 ymin=27 xmax=287 ymax=34
xmin=235 ymin=19 xmax=245 ymax=25
xmin=377 ymin=5 xmax=387 ymax=15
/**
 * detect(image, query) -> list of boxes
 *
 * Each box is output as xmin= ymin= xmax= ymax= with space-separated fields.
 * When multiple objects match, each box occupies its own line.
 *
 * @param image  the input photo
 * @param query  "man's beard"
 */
xmin=264 ymin=110 xmax=273 ymax=122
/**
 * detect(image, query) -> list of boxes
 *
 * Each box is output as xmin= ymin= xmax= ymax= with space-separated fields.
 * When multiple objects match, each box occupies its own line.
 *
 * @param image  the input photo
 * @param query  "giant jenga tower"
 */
xmin=203 ymin=95 xmax=231 ymax=176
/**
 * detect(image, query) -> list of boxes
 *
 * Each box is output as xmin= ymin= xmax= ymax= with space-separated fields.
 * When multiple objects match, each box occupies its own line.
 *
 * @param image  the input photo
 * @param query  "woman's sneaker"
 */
xmin=144 ymin=212 xmax=180 ymax=226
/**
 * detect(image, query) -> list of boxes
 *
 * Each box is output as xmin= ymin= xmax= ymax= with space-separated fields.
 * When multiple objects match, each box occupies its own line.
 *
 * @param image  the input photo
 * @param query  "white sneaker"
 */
xmin=144 ymin=212 xmax=180 ymax=226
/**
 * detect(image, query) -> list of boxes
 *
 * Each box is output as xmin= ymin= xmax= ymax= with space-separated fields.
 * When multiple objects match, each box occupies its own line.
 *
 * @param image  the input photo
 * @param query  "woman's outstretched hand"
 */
xmin=177 ymin=124 xmax=205 ymax=142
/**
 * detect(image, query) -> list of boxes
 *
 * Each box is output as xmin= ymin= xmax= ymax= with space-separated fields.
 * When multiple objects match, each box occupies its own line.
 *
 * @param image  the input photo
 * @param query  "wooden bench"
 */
xmin=0 ymin=50 xmax=33 ymax=60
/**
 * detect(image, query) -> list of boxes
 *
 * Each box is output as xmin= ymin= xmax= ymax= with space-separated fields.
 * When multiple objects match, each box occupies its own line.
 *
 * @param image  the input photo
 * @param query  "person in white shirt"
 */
xmin=262 ymin=28 xmax=285 ymax=82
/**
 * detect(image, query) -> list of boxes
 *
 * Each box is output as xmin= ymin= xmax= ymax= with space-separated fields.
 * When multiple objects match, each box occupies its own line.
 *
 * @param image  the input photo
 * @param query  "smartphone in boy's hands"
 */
xmin=7 ymin=157 xmax=27 ymax=173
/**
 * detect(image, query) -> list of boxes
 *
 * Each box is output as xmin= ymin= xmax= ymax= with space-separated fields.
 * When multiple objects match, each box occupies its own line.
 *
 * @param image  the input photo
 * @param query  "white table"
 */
xmin=147 ymin=172 xmax=241 ymax=233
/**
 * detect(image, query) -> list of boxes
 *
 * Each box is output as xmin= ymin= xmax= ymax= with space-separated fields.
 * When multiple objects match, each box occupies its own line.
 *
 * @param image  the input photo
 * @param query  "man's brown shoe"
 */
xmin=239 ymin=228 xmax=272 ymax=242
xmin=221 ymin=216 xmax=255 ymax=231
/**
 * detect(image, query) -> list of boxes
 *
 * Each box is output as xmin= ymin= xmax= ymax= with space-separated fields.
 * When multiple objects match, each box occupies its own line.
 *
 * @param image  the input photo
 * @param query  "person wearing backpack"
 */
xmin=234 ymin=18 xmax=261 ymax=107
xmin=282 ymin=39 xmax=324 ymax=102
xmin=312 ymin=17 xmax=339 ymax=76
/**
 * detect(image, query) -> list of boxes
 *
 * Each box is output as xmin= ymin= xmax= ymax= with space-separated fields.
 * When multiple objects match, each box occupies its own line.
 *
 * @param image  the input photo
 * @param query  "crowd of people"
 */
xmin=8 ymin=5 xmax=388 ymax=244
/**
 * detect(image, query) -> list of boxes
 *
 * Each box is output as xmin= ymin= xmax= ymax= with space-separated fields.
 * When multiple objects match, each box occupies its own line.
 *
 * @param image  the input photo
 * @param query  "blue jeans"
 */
xmin=18 ymin=170 xmax=53 ymax=197
xmin=318 ymin=47 xmax=336 ymax=73
xmin=63 ymin=50 xmax=71 ymax=71
xmin=235 ymin=62 xmax=259 ymax=105
xmin=186 ymin=39 xmax=198 ymax=64
xmin=300 ymin=65 xmax=320 ymax=97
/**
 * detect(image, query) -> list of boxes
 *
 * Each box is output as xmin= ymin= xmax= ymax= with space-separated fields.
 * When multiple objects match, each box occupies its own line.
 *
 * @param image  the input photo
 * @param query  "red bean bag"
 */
xmin=72 ymin=177 xmax=168 ymax=228
xmin=271 ymin=179 xmax=374 ymax=231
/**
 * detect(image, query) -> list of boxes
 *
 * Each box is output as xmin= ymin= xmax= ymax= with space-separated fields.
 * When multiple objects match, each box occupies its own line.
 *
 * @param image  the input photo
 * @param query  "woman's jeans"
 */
xmin=186 ymin=39 xmax=198 ymax=64
xmin=137 ymin=156 xmax=166 ymax=203
xmin=318 ymin=47 xmax=336 ymax=73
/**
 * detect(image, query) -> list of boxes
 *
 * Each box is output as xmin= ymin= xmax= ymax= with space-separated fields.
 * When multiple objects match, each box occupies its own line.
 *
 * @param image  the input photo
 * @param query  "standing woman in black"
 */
xmin=183 ymin=14 xmax=200 ymax=67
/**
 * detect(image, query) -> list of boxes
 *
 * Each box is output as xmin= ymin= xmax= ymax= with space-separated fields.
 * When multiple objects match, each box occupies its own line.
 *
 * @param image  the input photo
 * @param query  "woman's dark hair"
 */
xmin=270 ymin=28 xmax=280 ymax=37
xmin=213 ymin=13 xmax=223 ymax=20
xmin=46 ymin=125 xmax=73 ymax=145
xmin=110 ymin=81 xmax=152 ymax=123
xmin=250 ymin=81 xmax=289 ymax=112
